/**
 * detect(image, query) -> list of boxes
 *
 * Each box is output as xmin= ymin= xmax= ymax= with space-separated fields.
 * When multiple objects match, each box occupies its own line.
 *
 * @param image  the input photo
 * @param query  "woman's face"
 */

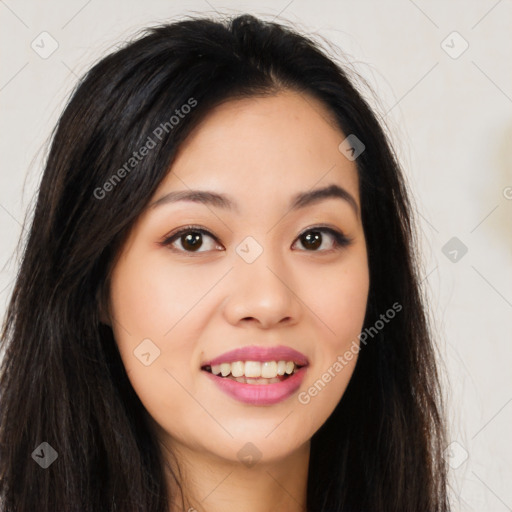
xmin=108 ymin=90 xmax=369 ymax=466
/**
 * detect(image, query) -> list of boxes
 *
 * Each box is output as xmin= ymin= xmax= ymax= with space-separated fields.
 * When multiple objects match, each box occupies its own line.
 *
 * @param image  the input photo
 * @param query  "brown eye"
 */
xmin=294 ymin=227 xmax=352 ymax=252
xmin=301 ymin=231 xmax=322 ymax=250
xmin=180 ymin=232 xmax=204 ymax=251
xmin=161 ymin=225 xmax=352 ymax=255
xmin=161 ymin=226 xmax=222 ymax=253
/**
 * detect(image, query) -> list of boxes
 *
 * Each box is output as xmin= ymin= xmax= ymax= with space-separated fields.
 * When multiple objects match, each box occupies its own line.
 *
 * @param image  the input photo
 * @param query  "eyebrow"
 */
xmin=149 ymin=183 xmax=359 ymax=218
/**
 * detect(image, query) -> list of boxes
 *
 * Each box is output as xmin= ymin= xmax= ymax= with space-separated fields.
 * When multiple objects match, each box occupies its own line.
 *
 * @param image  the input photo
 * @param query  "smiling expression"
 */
xmin=108 ymin=89 xmax=370 ymax=464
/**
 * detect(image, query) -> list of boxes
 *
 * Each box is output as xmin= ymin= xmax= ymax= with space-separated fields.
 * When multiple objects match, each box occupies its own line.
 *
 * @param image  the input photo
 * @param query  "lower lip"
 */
xmin=203 ymin=366 xmax=308 ymax=405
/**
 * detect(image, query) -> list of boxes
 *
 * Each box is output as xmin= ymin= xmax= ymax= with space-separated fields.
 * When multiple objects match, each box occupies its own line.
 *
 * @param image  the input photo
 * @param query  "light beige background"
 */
xmin=1 ymin=1 xmax=511 ymax=510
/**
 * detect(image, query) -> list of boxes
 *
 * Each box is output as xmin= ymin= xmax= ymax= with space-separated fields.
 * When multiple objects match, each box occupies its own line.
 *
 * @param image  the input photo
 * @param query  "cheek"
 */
xmin=106 ymin=235 xmax=370 ymax=455
xmin=107 ymin=251 xmax=206 ymax=405
xmin=296 ymin=250 xmax=369 ymax=421
xmin=305 ymin=251 xmax=370 ymax=349
xmin=108 ymin=247 xmax=218 ymax=347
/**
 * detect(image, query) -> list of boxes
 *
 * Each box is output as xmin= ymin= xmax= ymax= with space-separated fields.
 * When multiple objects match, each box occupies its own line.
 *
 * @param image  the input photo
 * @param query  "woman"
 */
xmin=0 ymin=13 xmax=450 ymax=512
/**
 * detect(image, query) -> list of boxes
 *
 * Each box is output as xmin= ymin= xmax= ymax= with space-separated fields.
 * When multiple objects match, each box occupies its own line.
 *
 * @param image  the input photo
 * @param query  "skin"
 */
xmin=107 ymin=90 xmax=370 ymax=512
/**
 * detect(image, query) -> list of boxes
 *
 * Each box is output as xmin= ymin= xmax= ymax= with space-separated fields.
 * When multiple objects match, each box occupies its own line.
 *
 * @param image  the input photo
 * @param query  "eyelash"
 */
xmin=159 ymin=224 xmax=353 ymax=254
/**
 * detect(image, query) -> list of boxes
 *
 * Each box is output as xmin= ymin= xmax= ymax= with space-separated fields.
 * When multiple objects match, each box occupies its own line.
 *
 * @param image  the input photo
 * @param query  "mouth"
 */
xmin=201 ymin=361 xmax=308 ymax=405
xmin=201 ymin=360 xmax=306 ymax=385
xmin=199 ymin=345 xmax=309 ymax=404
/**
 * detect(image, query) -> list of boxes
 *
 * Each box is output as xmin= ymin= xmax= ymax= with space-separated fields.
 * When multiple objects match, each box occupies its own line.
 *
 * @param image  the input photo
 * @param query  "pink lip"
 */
xmin=201 ymin=345 xmax=309 ymax=367
xmin=203 ymin=366 xmax=308 ymax=405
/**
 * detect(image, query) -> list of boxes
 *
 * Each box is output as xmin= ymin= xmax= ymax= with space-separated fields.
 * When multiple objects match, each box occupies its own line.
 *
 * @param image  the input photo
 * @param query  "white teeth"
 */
xmin=220 ymin=363 xmax=231 ymax=377
xmin=206 ymin=360 xmax=302 ymax=379
xmin=230 ymin=376 xmax=281 ymax=385
xmin=231 ymin=361 xmax=244 ymax=377
xmin=244 ymin=361 xmax=261 ymax=378
xmin=261 ymin=361 xmax=278 ymax=378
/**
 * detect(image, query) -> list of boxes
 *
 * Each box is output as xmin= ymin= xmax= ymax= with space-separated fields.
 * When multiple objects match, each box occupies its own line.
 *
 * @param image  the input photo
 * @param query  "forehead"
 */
xmin=157 ymin=90 xmax=360 ymax=206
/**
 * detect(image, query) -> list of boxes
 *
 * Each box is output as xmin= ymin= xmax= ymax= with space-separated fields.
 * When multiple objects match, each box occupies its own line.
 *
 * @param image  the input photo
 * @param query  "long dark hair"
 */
xmin=0 ymin=13 xmax=450 ymax=511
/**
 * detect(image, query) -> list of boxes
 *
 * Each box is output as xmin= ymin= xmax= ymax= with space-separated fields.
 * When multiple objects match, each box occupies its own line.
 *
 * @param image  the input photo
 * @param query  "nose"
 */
xmin=221 ymin=250 xmax=302 ymax=329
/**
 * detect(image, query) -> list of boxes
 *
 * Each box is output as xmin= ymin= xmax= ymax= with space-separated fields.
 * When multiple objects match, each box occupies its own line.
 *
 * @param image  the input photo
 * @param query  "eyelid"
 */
xmin=160 ymin=224 xmax=222 ymax=251
xmin=293 ymin=224 xmax=353 ymax=251
xmin=160 ymin=223 xmax=353 ymax=253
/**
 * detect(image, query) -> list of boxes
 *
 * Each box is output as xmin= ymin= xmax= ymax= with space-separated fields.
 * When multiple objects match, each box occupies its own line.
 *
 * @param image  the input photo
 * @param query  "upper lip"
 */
xmin=201 ymin=345 xmax=309 ymax=368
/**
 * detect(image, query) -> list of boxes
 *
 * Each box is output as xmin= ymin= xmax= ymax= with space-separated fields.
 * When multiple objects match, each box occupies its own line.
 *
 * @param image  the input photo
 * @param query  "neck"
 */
xmin=161 ymin=436 xmax=310 ymax=512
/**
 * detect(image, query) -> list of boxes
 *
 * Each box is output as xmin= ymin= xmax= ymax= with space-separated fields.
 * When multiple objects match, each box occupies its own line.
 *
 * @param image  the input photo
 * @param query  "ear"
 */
xmin=99 ymin=304 xmax=111 ymax=326
xmin=97 ymin=281 xmax=112 ymax=327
